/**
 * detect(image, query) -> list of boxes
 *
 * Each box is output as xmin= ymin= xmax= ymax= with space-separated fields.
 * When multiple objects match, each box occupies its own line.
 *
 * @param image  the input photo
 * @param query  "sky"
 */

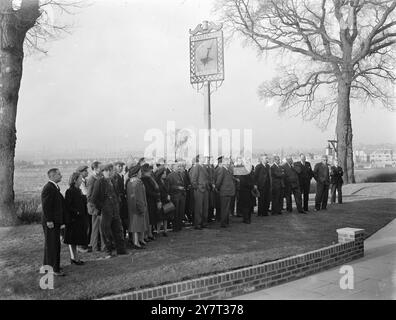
xmin=15 ymin=0 xmax=396 ymax=159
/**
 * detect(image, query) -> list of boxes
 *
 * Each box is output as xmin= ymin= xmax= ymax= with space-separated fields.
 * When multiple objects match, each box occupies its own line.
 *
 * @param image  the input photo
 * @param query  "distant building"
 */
xmin=370 ymin=149 xmax=394 ymax=168
xmin=354 ymin=150 xmax=369 ymax=163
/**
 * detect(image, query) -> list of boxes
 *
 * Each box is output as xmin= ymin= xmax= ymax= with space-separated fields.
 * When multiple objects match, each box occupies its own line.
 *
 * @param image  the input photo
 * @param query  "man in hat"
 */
xmin=189 ymin=155 xmax=210 ymax=229
xmin=91 ymin=163 xmax=127 ymax=258
xmin=254 ymin=155 xmax=271 ymax=216
xmin=111 ymin=161 xmax=128 ymax=238
xmin=215 ymin=157 xmax=236 ymax=228
xmin=87 ymin=161 xmax=104 ymax=252
xmin=76 ymin=165 xmax=90 ymax=252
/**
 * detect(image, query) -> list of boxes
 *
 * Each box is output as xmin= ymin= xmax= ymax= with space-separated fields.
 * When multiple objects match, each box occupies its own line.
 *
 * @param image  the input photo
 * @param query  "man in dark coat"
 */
xmin=271 ymin=155 xmax=285 ymax=215
xmin=206 ymin=160 xmax=216 ymax=223
xmin=330 ymin=159 xmax=344 ymax=204
xmin=166 ymin=162 xmax=187 ymax=231
xmin=254 ymin=154 xmax=271 ymax=216
xmin=91 ymin=164 xmax=127 ymax=258
xmin=111 ymin=161 xmax=128 ymax=238
xmin=282 ymin=156 xmax=304 ymax=213
xmin=214 ymin=156 xmax=223 ymax=222
xmin=41 ymin=168 xmax=66 ymax=276
xmin=294 ymin=154 xmax=314 ymax=211
xmin=215 ymin=157 xmax=236 ymax=228
xmin=190 ymin=155 xmax=210 ymax=229
xmin=313 ymin=155 xmax=331 ymax=211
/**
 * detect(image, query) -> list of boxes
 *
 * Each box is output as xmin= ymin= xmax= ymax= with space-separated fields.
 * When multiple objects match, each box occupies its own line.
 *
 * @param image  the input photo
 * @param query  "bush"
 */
xmin=355 ymin=168 xmax=396 ymax=183
xmin=15 ymin=195 xmax=42 ymax=224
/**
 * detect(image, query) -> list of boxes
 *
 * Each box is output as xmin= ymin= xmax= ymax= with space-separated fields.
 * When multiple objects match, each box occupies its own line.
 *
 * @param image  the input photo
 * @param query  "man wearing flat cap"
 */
xmin=91 ymin=163 xmax=127 ymax=258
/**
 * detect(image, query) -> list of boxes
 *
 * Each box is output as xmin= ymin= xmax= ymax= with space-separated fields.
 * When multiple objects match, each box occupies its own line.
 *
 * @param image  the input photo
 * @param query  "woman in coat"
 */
xmin=64 ymin=172 xmax=89 ymax=265
xmin=154 ymin=167 xmax=172 ymax=237
xmin=125 ymin=163 xmax=150 ymax=249
xmin=140 ymin=164 xmax=161 ymax=239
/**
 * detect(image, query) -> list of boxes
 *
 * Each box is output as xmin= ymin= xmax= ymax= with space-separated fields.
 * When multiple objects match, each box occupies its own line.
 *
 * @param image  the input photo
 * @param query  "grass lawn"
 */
xmin=1 ymin=182 xmax=396 ymax=300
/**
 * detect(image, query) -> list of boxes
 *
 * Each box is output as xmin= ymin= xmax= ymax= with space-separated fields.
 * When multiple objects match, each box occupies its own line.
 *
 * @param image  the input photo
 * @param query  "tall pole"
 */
xmin=204 ymin=81 xmax=211 ymax=164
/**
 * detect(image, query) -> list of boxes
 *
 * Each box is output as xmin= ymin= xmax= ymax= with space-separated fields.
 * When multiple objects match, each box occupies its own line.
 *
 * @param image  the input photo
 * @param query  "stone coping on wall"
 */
xmin=100 ymin=227 xmax=365 ymax=300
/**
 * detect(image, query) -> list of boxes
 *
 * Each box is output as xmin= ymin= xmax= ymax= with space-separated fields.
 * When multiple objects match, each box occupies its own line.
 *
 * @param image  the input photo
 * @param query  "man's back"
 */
xmin=41 ymin=182 xmax=64 ymax=224
xmin=190 ymin=164 xmax=209 ymax=192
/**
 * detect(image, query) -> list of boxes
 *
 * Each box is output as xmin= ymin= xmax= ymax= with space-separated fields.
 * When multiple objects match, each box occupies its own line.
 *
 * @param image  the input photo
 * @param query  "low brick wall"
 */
xmin=101 ymin=228 xmax=364 ymax=300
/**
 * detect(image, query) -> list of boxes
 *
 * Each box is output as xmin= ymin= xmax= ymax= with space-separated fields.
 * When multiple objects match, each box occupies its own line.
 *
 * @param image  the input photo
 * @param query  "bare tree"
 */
xmin=0 ymin=0 xmax=83 ymax=226
xmin=217 ymin=0 xmax=396 ymax=183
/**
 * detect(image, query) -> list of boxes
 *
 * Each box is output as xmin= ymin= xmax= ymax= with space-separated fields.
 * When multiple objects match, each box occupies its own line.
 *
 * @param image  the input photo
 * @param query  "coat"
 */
xmin=330 ymin=166 xmax=344 ymax=185
xmin=294 ymin=161 xmax=314 ymax=186
xmin=313 ymin=162 xmax=330 ymax=185
xmin=86 ymin=174 xmax=100 ymax=215
xmin=254 ymin=163 xmax=271 ymax=189
xmin=126 ymin=177 xmax=149 ymax=233
xmin=282 ymin=162 xmax=301 ymax=189
xmin=215 ymin=166 xmax=236 ymax=197
xmin=271 ymin=163 xmax=285 ymax=190
xmin=41 ymin=181 xmax=65 ymax=225
xmin=190 ymin=164 xmax=210 ymax=192
xmin=64 ymin=186 xmax=89 ymax=245
xmin=155 ymin=176 xmax=172 ymax=221
xmin=141 ymin=175 xmax=161 ymax=225
xmin=237 ymin=173 xmax=255 ymax=209
xmin=166 ymin=171 xmax=186 ymax=196
xmin=111 ymin=172 xmax=128 ymax=219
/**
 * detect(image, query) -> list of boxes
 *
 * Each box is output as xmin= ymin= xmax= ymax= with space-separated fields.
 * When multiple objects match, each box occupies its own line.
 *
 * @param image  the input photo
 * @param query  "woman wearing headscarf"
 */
xmin=140 ymin=163 xmax=161 ymax=240
xmin=154 ymin=167 xmax=172 ymax=236
xmin=64 ymin=172 xmax=89 ymax=264
xmin=125 ymin=162 xmax=149 ymax=249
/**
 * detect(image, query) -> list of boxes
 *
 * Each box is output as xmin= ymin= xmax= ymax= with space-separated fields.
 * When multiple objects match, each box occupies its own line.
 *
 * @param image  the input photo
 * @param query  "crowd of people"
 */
xmin=40 ymin=153 xmax=344 ymax=276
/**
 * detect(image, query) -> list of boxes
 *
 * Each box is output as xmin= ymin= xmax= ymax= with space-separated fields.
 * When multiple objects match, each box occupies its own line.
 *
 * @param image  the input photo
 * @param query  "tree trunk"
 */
xmin=0 ymin=1 xmax=40 ymax=226
xmin=0 ymin=38 xmax=25 ymax=227
xmin=336 ymin=78 xmax=355 ymax=184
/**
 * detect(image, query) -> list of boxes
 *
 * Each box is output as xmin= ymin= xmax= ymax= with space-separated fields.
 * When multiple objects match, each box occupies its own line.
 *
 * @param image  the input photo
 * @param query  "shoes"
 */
xmin=163 ymin=232 xmax=168 ymax=237
xmin=139 ymin=240 xmax=147 ymax=246
xmin=70 ymin=259 xmax=84 ymax=265
xmin=220 ymin=225 xmax=227 ymax=228
xmin=148 ymin=236 xmax=156 ymax=241
xmin=77 ymin=247 xmax=88 ymax=253
xmin=53 ymin=271 xmax=66 ymax=277
xmin=133 ymin=244 xmax=145 ymax=250
xmin=194 ymin=226 xmax=202 ymax=230
xmin=117 ymin=250 xmax=128 ymax=255
xmin=314 ymin=208 xmax=319 ymax=212
xmin=322 ymin=208 xmax=327 ymax=210
xmin=299 ymin=211 xmax=307 ymax=214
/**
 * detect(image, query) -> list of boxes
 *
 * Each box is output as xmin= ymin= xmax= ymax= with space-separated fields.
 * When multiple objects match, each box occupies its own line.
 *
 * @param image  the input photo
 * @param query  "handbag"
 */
xmin=162 ymin=201 xmax=176 ymax=220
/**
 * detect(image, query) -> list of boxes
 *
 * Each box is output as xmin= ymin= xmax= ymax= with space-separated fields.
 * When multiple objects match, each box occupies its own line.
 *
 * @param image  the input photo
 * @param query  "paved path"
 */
xmin=231 ymin=218 xmax=396 ymax=300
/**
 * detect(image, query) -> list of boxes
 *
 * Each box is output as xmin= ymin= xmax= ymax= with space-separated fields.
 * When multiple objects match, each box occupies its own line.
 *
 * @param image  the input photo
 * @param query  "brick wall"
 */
xmin=100 ymin=228 xmax=365 ymax=300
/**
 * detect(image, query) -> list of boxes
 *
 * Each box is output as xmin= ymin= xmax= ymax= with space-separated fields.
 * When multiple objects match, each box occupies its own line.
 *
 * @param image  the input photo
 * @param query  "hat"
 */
xmin=114 ymin=161 xmax=125 ymax=167
xmin=137 ymin=157 xmax=146 ymax=165
xmin=217 ymin=156 xmax=224 ymax=162
xmin=128 ymin=164 xmax=141 ymax=176
xmin=76 ymin=165 xmax=88 ymax=173
xmin=141 ymin=163 xmax=151 ymax=173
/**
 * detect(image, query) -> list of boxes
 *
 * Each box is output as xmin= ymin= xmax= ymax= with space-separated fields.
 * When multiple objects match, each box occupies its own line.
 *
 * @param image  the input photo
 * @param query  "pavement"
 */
xmin=231 ymin=218 xmax=396 ymax=300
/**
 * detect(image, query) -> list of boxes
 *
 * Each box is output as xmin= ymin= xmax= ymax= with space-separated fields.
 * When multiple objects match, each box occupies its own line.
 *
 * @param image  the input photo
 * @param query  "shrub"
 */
xmin=15 ymin=195 xmax=42 ymax=224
